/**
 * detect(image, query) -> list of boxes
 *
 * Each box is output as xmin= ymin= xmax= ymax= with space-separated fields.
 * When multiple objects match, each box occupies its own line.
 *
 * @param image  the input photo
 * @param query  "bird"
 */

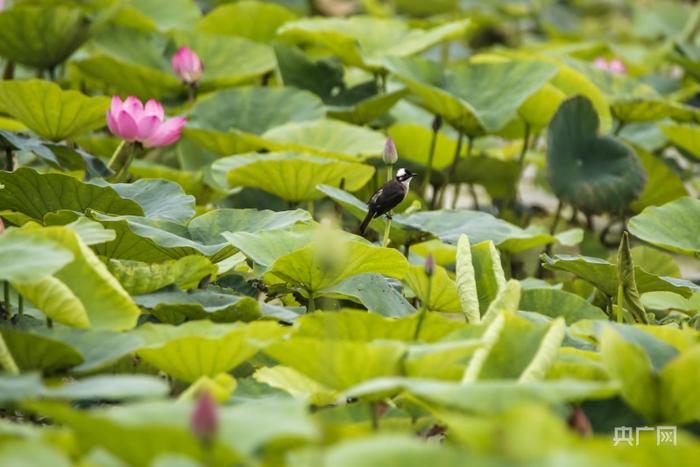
xmin=360 ymin=168 xmax=417 ymax=234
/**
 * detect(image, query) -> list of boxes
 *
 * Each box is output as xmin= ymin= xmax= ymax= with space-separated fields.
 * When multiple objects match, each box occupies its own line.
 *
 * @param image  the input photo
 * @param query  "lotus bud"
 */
xmin=191 ymin=390 xmax=218 ymax=447
xmin=431 ymin=115 xmax=442 ymax=132
xmin=383 ymin=137 xmax=398 ymax=165
xmin=567 ymin=406 xmax=592 ymax=437
xmin=608 ymin=59 xmax=626 ymax=74
xmin=171 ymin=46 xmax=203 ymax=84
xmin=424 ymin=253 xmax=435 ymax=277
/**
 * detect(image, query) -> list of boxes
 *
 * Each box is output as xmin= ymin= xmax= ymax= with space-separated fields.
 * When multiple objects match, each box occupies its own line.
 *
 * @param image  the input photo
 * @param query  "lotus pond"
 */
xmin=1 ymin=0 xmax=700 ymax=466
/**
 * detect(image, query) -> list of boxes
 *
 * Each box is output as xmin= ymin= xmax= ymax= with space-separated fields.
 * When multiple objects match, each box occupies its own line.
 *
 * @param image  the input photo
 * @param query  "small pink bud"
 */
xmin=593 ymin=57 xmax=609 ymax=70
xmin=424 ymin=253 xmax=435 ymax=277
xmin=105 ymin=96 xmax=186 ymax=148
xmin=191 ymin=391 xmax=218 ymax=447
xmin=383 ymin=137 xmax=398 ymax=165
xmin=608 ymin=59 xmax=626 ymax=74
xmin=171 ymin=46 xmax=203 ymax=84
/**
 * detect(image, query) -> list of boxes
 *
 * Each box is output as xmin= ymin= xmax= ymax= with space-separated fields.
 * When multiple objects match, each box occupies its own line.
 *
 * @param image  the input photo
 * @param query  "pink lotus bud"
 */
xmin=191 ymin=391 xmax=218 ymax=447
xmin=593 ymin=57 xmax=609 ymax=70
xmin=383 ymin=137 xmax=398 ymax=165
xmin=608 ymin=59 xmax=626 ymax=74
xmin=424 ymin=253 xmax=435 ymax=277
xmin=106 ymin=96 xmax=186 ymax=148
xmin=0 ymin=1 xmax=4 ymax=11
xmin=171 ymin=47 xmax=203 ymax=84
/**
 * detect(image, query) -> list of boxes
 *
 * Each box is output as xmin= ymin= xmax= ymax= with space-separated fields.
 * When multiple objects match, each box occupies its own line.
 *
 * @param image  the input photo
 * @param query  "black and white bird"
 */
xmin=359 ymin=168 xmax=417 ymax=234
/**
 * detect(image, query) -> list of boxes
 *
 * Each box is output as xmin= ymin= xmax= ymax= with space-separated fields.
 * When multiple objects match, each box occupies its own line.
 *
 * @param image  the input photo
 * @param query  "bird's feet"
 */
xmin=385 ymin=213 xmax=393 ymax=220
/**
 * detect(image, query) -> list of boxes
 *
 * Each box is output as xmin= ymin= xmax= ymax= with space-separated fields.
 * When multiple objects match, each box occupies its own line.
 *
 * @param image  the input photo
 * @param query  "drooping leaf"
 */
xmin=0 ymin=80 xmax=109 ymax=141
xmin=135 ymin=320 xmax=285 ymax=383
xmin=11 ymin=226 xmax=141 ymax=331
xmin=322 ymin=273 xmax=416 ymax=317
xmin=630 ymin=147 xmax=688 ymax=212
xmin=518 ymin=318 xmax=566 ymax=382
xmin=107 ymin=256 xmax=217 ymax=295
xmin=628 ymin=197 xmax=700 ymax=257
xmin=0 ymin=168 xmax=143 ymax=221
xmin=520 ymin=288 xmax=607 ymax=324
xmin=616 ymin=232 xmax=648 ymax=324
xmin=546 ymin=95 xmax=646 ymax=215
xmin=279 ymin=17 xmax=469 ymax=72
xmin=106 ymin=178 xmax=196 ymax=225
xmin=0 ymin=6 xmax=94 ymax=69
xmin=0 ymin=229 xmax=73 ymax=283
xmin=470 ymin=240 xmax=506 ymax=314
xmin=455 ymin=234 xmax=480 ymax=323
xmin=384 ymin=56 xmax=558 ymax=136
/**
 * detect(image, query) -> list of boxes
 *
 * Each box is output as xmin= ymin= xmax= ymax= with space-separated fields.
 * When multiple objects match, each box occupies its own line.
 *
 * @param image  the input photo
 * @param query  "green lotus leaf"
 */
xmin=404 ymin=264 xmax=461 ymax=313
xmin=125 ymin=0 xmax=201 ymax=31
xmin=630 ymin=147 xmax=688 ymax=213
xmin=0 ymin=168 xmax=143 ymax=221
xmin=405 ymin=339 xmax=483 ymax=380
xmin=387 ymin=123 xmax=464 ymax=170
xmin=260 ymin=120 xmax=386 ymax=161
xmin=0 ymin=80 xmax=109 ymax=141
xmin=135 ymin=320 xmax=285 ymax=382
xmin=321 ymin=273 xmax=416 ymax=317
xmin=188 ymin=208 xmax=311 ymax=246
xmin=25 ymin=401 xmax=241 ymax=466
xmin=106 ymin=178 xmax=196 ymax=225
xmin=498 ymin=82 xmax=567 ymax=137
xmin=293 ymin=309 xmax=462 ymax=343
xmin=659 ymin=123 xmax=700 ymax=161
xmin=346 ymin=377 xmax=617 ymax=413
xmin=264 ymin=239 xmax=408 ymax=295
xmin=278 ymin=16 xmax=469 ymax=72
xmin=453 ymin=156 xmax=522 ymax=199
xmin=546 ymin=95 xmax=646 ymax=215
xmin=87 ymin=213 xmax=233 ymax=262
xmin=384 ymin=57 xmax=558 ymax=136
xmin=223 ymin=225 xmax=319 ymax=269
xmin=254 ymin=365 xmax=340 ymax=406
xmin=0 ymin=6 xmax=93 ymax=69
xmin=264 ymin=337 xmax=405 ymax=390
xmin=107 ymin=256 xmax=217 ymax=295
xmin=327 ymin=87 xmax=407 ymax=125
xmin=0 ymin=326 xmax=84 ymax=373
xmin=134 ymin=287 xmax=261 ymax=324
xmin=212 ymin=152 xmax=374 ymax=202
xmin=541 ymin=254 xmax=699 ymax=297
xmin=65 ymin=217 xmax=116 ymax=246
xmin=0 ymin=228 xmax=73 ymax=283
xmin=659 ymin=346 xmax=700 ymax=424
xmin=628 ymin=197 xmax=700 ymax=257
xmin=72 ymin=54 xmax=181 ymax=100
xmin=0 ymin=439 xmax=71 ymax=467
xmin=520 ymin=288 xmax=607 ymax=324
xmin=10 ymin=226 xmax=141 ymax=330
xmin=185 ymin=86 xmax=325 ymax=156
xmin=196 ymin=0 xmax=297 ymax=42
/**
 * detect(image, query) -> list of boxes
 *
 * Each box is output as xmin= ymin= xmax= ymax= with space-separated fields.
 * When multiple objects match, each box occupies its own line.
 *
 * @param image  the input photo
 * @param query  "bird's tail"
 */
xmin=359 ymin=210 xmax=374 ymax=235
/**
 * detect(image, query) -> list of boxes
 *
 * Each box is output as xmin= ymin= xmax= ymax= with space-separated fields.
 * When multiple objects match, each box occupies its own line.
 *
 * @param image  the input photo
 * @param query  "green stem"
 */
xmin=451 ymin=136 xmax=473 ymax=209
xmin=421 ymin=124 xmax=439 ymax=200
xmin=382 ymin=164 xmax=393 ymax=247
xmin=2 ymin=60 xmax=14 ymax=80
xmin=517 ymin=123 xmax=530 ymax=166
xmin=468 ymin=184 xmax=480 ymax=210
xmin=307 ymin=294 xmax=316 ymax=313
xmin=307 ymin=200 xmax=314 ymax=218
xmin=17 ymin=295 xmax=23 ymax=320
xmin=3 ymin=281 xmax=9 ymax=316
xmin=613 ymin=120 xmax=626 ymax=136
xmin=370 ymin=402 xmax=379 ymax=431
xmin=616 ymin=285 xmax=624 ymax=323
xmin=437 ymin=133 xmax=464 ymax=208
xmin=413 ymin=277 xmax=432 ymax=341
xmin=4 ymin=149 xmax=12 ymax=171
xmin=108 ymin=141 xmax=138 ymax=182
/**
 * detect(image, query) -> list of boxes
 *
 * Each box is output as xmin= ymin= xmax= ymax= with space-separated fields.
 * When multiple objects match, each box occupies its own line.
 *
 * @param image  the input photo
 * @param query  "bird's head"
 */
xmin=395 ymin=168 xmax=417 ymax=182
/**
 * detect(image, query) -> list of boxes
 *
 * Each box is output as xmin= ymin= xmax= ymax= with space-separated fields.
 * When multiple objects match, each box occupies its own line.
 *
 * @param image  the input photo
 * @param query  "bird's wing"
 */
xmin=372 ymin=188 xmax=405 ymax=217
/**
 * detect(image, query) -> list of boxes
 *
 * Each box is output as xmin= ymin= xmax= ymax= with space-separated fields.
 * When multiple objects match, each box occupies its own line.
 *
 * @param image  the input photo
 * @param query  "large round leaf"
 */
xmin=0 ymin=80 xmax=109 ymax=141
xmin=384 ymin=56 xmax=558 ymax=136
xmin=278 ymin=16 xmax=469 ymax=72
xmin=260 ymin=119 xmax=386 ymax=161
xmin=546 ymin=95 xmax=646 ymax=215
xmin=628 ymin=197 xmax=700 ymax=257
xmin=0 ymin=6 xmax=93 ymax=69
xmin=211 ymin=152 xmax=374 ymax=202
xmin=185 ymin=87 xmax=325 ymax=155
xmin=0 ymin=229 xmax=73 ymax=283
xmin=196 ymin=0 xmax=297 ymax=42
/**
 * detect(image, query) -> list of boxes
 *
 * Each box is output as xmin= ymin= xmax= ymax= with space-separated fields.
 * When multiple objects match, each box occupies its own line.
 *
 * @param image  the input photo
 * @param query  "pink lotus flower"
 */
xmin=593 ymin=57 xmax=626 ymax=74
xmin=191 ymin=391 xmax=218 ymax=447
xmin=171 ymin=46 xmax=203 ymax=84
xmin=106 ymin=96 xmax=186 ymax=147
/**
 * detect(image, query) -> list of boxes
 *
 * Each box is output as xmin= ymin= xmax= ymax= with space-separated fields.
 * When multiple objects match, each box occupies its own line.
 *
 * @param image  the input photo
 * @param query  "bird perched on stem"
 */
xmin=360 ymin=168 xmax=417 ymax=234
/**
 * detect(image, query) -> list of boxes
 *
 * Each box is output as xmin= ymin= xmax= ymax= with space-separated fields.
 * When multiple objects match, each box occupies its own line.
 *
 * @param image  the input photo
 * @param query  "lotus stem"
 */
xmin=421 ymin=118 xmax=440 ymax=200
xmin=613 ymin=120 xmax=626 ymax=136
xmin=413 ymin=274 xmax=432 ymax=341
xmin=468 ymin=184 xmax=480 ymax=210
xmin=616 ymin=283 xmax=624 ymax=323
xmin=370 ymin=402 xmax=379 ymax=430
xmin=2 ymin=281 xmax=9 ymax=316
xmin=518 ymin=123 xmax=530 ymax=166
xmin=452 ymin=136 xmax=473 ymax=209
xmin=2 ymin=60 xmax=14 ymax=80
xmin=307 ymin=294 xmax=316 ymax=313
xmin=187 ymin=82 xmax=197 ymax=104
xmin=17 ymin=295 xmax=23 ymax=320
xmin=382 ymin=164 xmax=393 ymax=247
xmin=4 ymin=149 xmax=12 ymax=171
xmin=549 ymin=200 xmax=563 ymax=235
xmin=439 ymin=132 xmax=464 ymax=208
xmin=108 ymin=141 xmax=139 ymax=182
xmin=307 ymin=200 xmax=314 ymax=218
